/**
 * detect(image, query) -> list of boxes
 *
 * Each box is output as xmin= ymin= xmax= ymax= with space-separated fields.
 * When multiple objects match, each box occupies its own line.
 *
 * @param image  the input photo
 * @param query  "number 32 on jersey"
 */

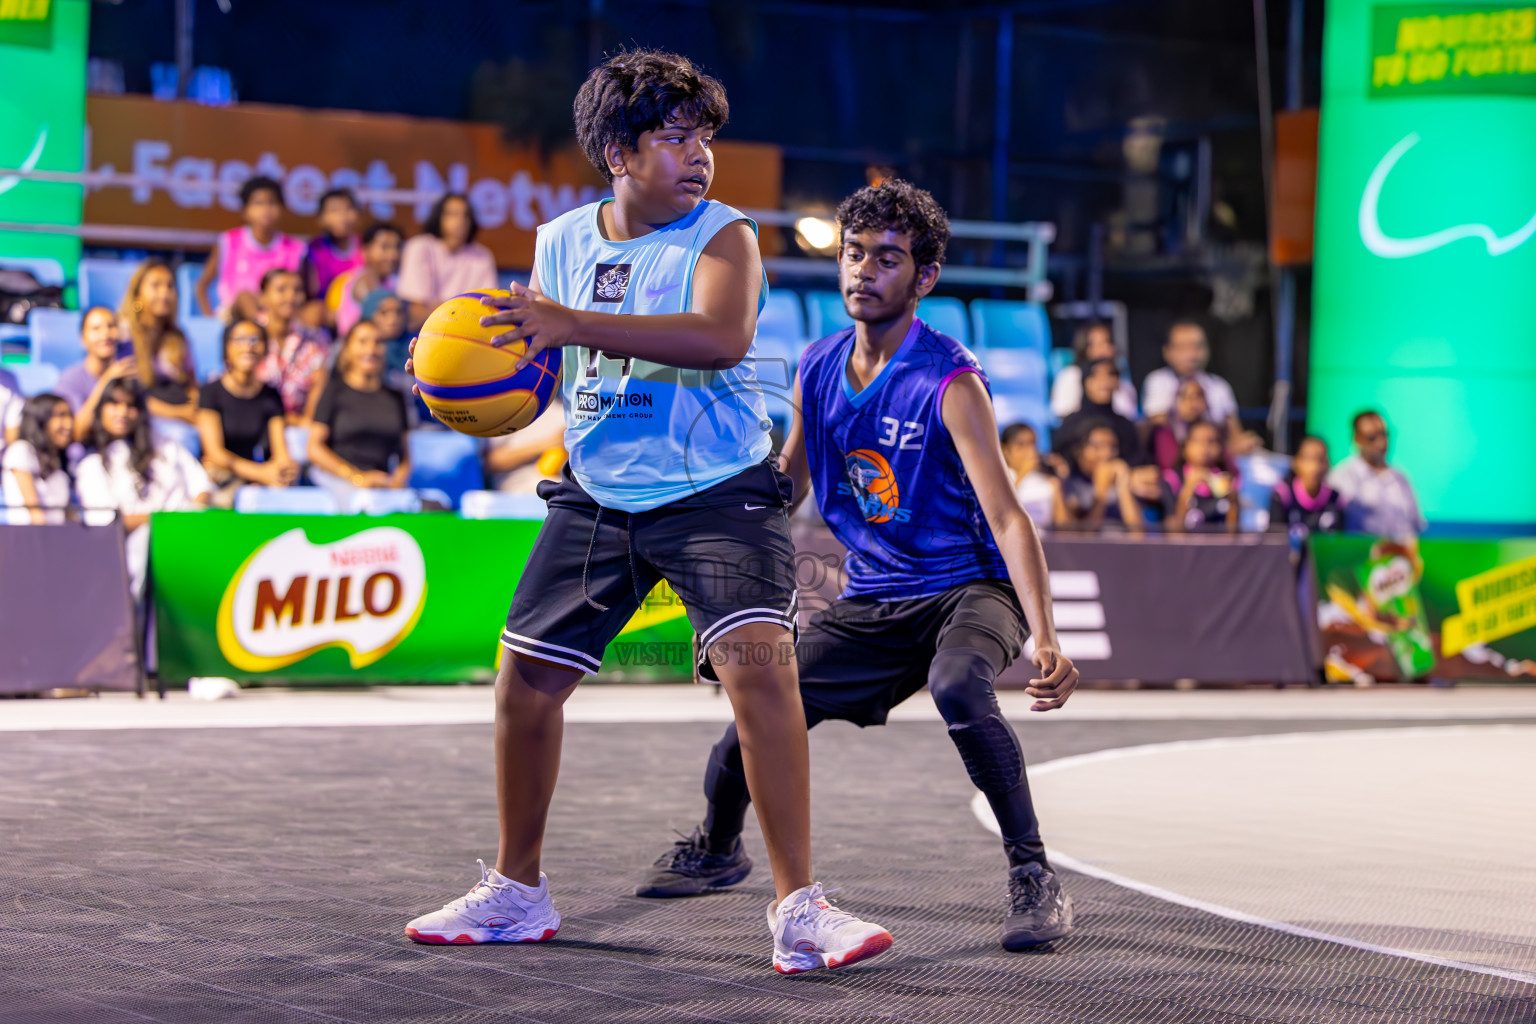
xmin=877 ymin=416 xmax=924 ymax=450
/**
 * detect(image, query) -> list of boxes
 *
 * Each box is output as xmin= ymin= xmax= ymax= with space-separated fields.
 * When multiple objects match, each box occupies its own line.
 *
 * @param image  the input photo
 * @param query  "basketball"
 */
xmin=411 ymin=289 xmax=562 ymax=437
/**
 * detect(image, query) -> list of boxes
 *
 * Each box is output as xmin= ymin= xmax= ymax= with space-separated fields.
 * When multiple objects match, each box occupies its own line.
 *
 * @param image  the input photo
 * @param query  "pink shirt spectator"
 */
xmin=217 ymin=227 xmax=306 ymax=317
xmin=256 ymin=316 xmax=331 ymax=416
xmin=306 ymin=234 xmax=364 ymax=298
xmin=397 ymin=234 xmax=498 ymax=308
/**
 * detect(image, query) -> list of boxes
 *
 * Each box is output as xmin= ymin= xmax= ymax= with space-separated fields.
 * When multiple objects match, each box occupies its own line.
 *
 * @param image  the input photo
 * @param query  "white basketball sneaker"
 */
xmin=768 ymin=882 xmax=893 ymax=974
xmin=405 ymin=860 xmax=561 ymax=945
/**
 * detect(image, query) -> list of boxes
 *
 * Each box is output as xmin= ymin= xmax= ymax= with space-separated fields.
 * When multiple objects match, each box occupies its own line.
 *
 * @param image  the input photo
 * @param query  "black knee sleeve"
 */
xmin=928 ymin=645 xmax=1003 ymax=725
xmin=947 ymin=714 xmax=1025 ymax=794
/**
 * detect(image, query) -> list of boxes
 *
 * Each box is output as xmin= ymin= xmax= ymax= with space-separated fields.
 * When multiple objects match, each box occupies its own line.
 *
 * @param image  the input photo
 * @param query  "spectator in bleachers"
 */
xmin=55 ymin=306 xmax=138 ymax=442
xmin=77 ymin=378 xmax=212 ymax=596
xmin=1061 ymin=423 xmax=1144 ymax=530
xmin=197 ymin=176 xmax=306 ymax=322
xmin=1049 ymin=322 xmax=1138 ymax=420
xmin=304 ymin=189 xmax=364 ymax=303
xmin=253 ymin=268 xmax=330 ymax=422
xmin=362 ymin=288 xmax=412 ymax=379
xmin=306 ymin=319 xmax=413 ymax=507
xmin=1270 ymin=435 xmax=1345 ymax=533
xmin=1166 ymin=420 xmax=1240 ymax=532
xmin=328 ymin=223 xmax=403 ymax=337
xmin=1001 ymin=422 xmax=1065 ymax=527
xmin=117 ymin=261 xmax=200 ymax=441
xmin=1328 ymin=411 xmax=1426 ymax=539
xmin=2 ymin=394 xmax=73 ymax=525
xmin=1141 ymin=321 xmax=1257 ymax=454
xmin=1053 ymin=359 xmax=1145 ymax=468
xmin=397 ymin=193 xmax=498 ymax=329
xmin=143 ymin=326 xmax=199 ymax=424
xmin=197 ymin=320 xmax=299 ymax=506
xmin=485 ymin=400 xmax=567 ymax=493
xmin=1146 ymin=377 xmax=1213 ymax=473
xmin=1 ymin=366 xmax=25 ymax=447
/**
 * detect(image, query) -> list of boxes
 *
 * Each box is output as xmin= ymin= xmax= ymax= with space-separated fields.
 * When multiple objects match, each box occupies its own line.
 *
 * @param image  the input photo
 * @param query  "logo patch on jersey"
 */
xmin=591 ymin=263 xmax=632 ymax=303
xmin=844 ymin=448 xmax=901 ymax=524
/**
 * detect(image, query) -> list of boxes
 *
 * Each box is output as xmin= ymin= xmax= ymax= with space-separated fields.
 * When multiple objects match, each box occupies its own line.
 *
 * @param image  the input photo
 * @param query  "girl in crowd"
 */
xmin=197 ymin=320 xmax=299 ymax=505
xmin=1048 ymin=321 xmax=1139 ymax=420
xmin=2 ymin=394 xmax=73 ymax=525
xmin=77 ymin=378 xmax=211 ymax=596
xmin=397 ymin=193 xmax=497 ymax=329
xmin=197 ymin=176 xmax=306 ymax=321
xmin=1000 ymin=421 xmax=1066 ymax=527
xmin=1147 ymin=376 xmax=1215 ymax=473
xmin=1270 ymin=435 xmax=1345 ymax=533
xmin=328 ymin=224 xmax=403 ymax=337
xmin=254 ymin=268 xmax=331 ymax=422
xmin=1054 ymin=359 xmax=1143 ymax=467
xmin=307 ymin=319 xmax=412 ymax=508
xmin=361 ymin=288 xmax=412 ymax=375
xmin=118 ymin=261 xmax=200 ymax=454
xmin=1167 ymin=420 xmax=1240 ymax=532
xmin=55 ymin=306 xmax=137 ymax=440
xmin=304 ymin=189 xmax=363 ymax=302
xmin=1061 ymin=423 xmax=1143 ymax=530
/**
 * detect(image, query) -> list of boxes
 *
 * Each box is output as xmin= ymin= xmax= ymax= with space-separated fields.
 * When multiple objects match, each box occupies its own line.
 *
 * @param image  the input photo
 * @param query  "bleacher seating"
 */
xmin=917 ymin=296 xmax=969 ymax=346
xmin=758 ymin=290 xmax=806 ymax=343
xmin=10 ymin=361 xmax=61 ymax=397
xmin=803 ymin=290 xmax=853 ymax=340
xmin=0 ymin=256 xmax=65 ymax=288
xmin=350 ymin=488 xmax=447 ymax=515
xmin=459 ymin=490 xmax=549 ymax=520
xmin=969 ymin=299 xmax=1050 ymax=354
xmin=78 ymin=258 xmax=138 ymax=312
xmin=25 ymin=308 xmax=82 ymax=371
xmin=234 ymin=486 xmax=340 ymax=515
xmin=1047 ymin=347 xmax=1074 ymax=383
xmin=969 ymin=300 xmax=1052 ymax=441
xmin=176 ymin=262 xmax=209 ymax=322
xmin=183 ymin=316 xmax=225 ymax=380
xmin=407 ymin=431 xmax=483 ymax=508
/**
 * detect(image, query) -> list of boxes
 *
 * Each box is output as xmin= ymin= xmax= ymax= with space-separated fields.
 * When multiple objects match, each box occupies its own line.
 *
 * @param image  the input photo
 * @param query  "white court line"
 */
xmin=972 ymin=725 xmax=1536 ymax=987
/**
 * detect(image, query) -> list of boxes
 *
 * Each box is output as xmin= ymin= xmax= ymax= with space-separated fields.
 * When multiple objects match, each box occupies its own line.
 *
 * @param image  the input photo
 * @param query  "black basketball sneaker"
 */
xmin=1001 ymin=860 xmax=1075 ymax=950
xmin=635 ymin=827 xmax=754 ymax=898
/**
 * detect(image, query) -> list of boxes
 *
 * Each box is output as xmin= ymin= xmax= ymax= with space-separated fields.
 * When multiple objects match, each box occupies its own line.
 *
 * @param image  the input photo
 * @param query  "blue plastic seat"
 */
xmin=0 ymin=256 xmax=65 ymax=288
xmin=349 ymin=488 xmax=427 ymax=515
xmin=1047 ymin=347 xmax=1074 ymax=383
xmin=10 ymin=361 xmax=61 ymax=397
xmin=803 ymin=290 xmax=853 ymax=340
xmin=758 ymin=290 xmax=806 ymax=342
xmin=176 ymin=262 xmax=208 ymax=321
xmin=78 ymin=258 xmax=139 ymax=312
xmin=25 ymin=308 xmax=82 ymax=371
xmin=183 ymin=315 xmax=225 ymax=381
xmin=974 ymin=347 xmax=1048 ymax=394
xmin=234 ymin=486 xmax=340 ymax=515
xmin=970 ymin=299 xmax=1050 ymax=353
xmin=459 ymin=490 xmax=549 ymax=520
xmin=407 ymin=431 xmax=484 ymax=509
xmin=991 ymin=391 xmax=1051 ymax=446
xmin=917 ymin=296 xmax=969 ymax=346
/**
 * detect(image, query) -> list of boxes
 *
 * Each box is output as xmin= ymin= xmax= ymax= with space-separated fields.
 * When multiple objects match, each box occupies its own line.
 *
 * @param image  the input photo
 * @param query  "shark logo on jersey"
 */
xmin=592 ymin=263 xmax=632 ymax=303
xmin=842 ymin=448 xmax=910 ymax=524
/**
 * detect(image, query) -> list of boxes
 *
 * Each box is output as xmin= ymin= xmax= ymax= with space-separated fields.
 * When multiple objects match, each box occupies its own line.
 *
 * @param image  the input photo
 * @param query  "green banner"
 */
xmin=0 ymin=0 xmax=86 ymax=276
xmin=1311 ymin=533 xmax=1536 ymax=682
xmin=151 ymin=511 xmax=696 ymax=684
xmin=1372 ymin=4 xmax=1536 ymax=97
xmin=1312 ymin=0 xmax=1536 ymax=526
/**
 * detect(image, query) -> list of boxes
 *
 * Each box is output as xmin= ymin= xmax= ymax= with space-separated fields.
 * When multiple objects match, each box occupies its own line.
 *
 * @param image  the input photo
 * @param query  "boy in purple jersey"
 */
xmin=638 ymin=180 xmax=1081 ymax=950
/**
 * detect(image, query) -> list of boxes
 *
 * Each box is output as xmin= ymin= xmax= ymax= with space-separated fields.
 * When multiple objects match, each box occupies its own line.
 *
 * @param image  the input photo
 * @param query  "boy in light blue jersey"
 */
xmin=403 ymin=50 xmax=892 ymax=975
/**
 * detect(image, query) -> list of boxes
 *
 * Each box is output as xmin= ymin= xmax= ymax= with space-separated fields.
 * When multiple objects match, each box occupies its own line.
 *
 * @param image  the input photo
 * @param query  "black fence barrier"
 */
xmin=0 ymin=522 xmax=141 ymax=696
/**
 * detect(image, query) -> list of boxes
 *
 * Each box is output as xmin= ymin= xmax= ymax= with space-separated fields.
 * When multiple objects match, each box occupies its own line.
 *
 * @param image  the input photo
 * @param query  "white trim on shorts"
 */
xmin=697 ymin=591 xmax=799 ymax=651
xmin=500 ymin=629 xmax=604 ymax=675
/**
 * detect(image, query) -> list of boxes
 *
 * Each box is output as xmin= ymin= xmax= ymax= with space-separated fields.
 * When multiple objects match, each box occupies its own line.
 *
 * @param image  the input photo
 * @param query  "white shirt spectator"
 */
xmin=1141 ymin=368 xmax=1238 ymax=424
xmin=2 ymin=439 xmax=71 ymax=524
xmin=77 ymin=439 xmax=212 ymax=525
xmin=1015 ymin=470 xmax=1058 ymax=527
xmin=1327 ymin=453 xmax=1427 ymax=539
xmin=1050 ymin=364 xmax=1139 ymax=420
xmin=0 ymin=368 xmax=23 ymax=452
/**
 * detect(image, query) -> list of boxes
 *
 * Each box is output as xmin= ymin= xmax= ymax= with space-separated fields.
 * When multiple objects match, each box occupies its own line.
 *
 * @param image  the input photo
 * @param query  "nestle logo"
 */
xmin=576 ymin=391 xmax=600 ymax=412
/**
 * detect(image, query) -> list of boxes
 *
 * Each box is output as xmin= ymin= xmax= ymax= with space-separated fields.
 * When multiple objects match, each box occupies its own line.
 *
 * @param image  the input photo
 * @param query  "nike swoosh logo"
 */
xmin=744 ymin=504 xmax=767 ymax=511
xmin=1359 ymin=132 xmax=1536 ymax=259
xmin=0 ymin=126 xmax=47 ymax=198
xmin=643 ymin=281 xmax=679 ymax=299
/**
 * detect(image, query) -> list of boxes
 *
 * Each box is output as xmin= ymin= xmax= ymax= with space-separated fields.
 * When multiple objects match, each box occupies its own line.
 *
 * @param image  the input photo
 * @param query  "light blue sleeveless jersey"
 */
xmin=533 ymin=198 xmax=773 ymax=512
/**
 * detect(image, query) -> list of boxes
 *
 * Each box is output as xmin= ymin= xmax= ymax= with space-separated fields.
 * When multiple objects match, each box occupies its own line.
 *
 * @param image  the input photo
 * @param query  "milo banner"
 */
xmin=151 ymin=512 xmax=695 ymax=684
xmin=1312 ymin=533 xmax=1536 ymax=683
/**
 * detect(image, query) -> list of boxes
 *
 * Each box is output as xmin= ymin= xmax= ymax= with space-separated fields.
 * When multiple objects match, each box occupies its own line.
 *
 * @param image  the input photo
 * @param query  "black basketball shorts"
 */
xmin=502 ymin=460 xmax=798 ymax=677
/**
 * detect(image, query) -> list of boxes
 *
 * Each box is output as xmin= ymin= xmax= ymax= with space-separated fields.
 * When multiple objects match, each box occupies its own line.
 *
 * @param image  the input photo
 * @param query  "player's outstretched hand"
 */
xmin=479 ymin=283 xmax=577 ymax=372
xmin=404 ymin=336 xmax=420 ymax=397
xmin=1027 ymin=645 xmax=1079 ymax=712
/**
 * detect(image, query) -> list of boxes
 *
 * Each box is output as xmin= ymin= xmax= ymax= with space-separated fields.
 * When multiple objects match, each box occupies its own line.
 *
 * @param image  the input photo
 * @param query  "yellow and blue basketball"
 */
xmin=411 ymin=289 xmax=562 ymax=438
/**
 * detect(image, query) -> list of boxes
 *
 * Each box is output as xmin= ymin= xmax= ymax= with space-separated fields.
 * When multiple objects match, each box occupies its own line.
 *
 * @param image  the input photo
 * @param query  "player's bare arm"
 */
xmin=776 ymin=370 xmax=811 ymax=513
xmin=477 ymin=220 xmax=762 ymax=372
xmin=942 ymin=371 xmax=1080 ymax=712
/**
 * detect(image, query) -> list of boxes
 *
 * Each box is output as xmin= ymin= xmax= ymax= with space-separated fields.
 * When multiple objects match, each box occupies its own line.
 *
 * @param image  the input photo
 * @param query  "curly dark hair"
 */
xmin=573 ymin=49 xmax=729 ymax=184
xmin=835 ymin=179 xmax=950 ymax=268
